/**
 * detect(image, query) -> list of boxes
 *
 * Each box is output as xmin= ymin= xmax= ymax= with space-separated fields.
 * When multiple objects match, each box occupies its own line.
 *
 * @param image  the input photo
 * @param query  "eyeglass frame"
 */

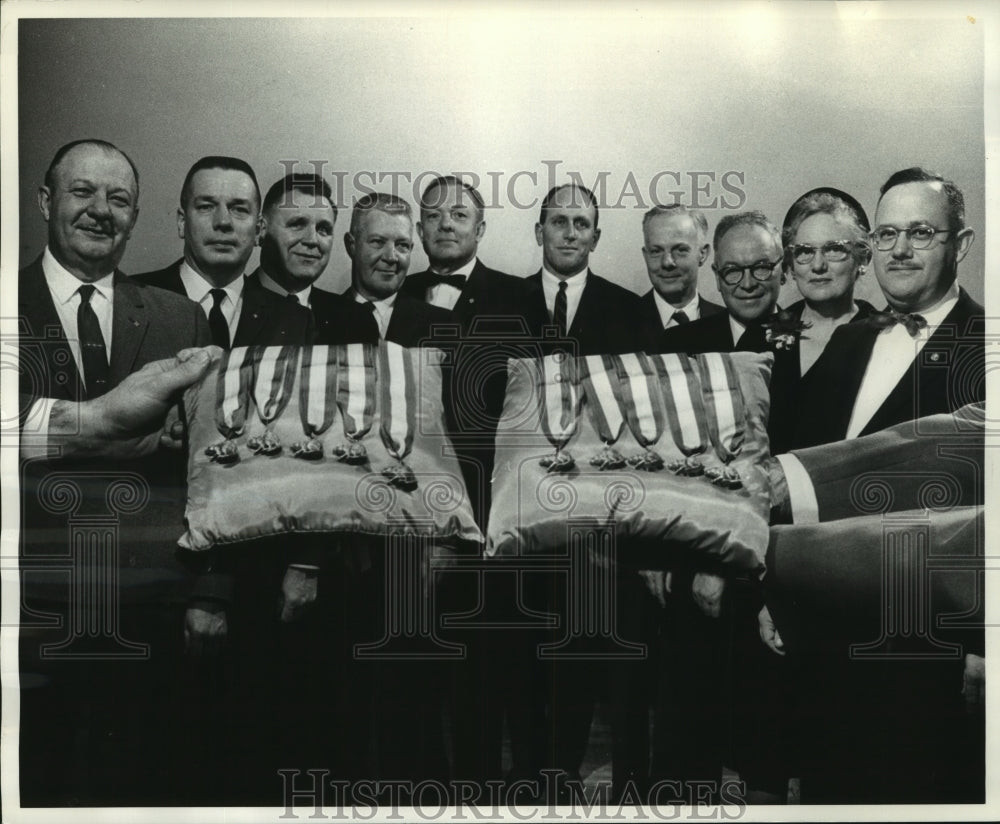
xmin=715 ymin=257 xmax=783 ymax=286
xmin=869 ymin=224 xmax=952 ymax=251
xmin=786 ymin=239 xmax=865 ymax=266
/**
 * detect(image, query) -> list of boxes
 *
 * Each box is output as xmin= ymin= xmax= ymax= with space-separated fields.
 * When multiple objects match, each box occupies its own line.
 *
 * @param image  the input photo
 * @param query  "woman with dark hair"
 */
xmin=780 ymin=187 xmax=877 ymax=374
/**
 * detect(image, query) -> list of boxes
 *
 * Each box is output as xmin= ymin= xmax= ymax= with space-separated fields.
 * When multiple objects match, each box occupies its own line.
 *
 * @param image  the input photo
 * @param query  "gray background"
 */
xmin=17 ymin=13 xmax=985 ymax=307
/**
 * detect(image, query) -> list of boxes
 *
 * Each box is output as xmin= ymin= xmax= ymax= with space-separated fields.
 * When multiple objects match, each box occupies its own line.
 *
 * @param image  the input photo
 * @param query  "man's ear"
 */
xmin=344 ymin=232 xmax=356 ymax=259
xmin=38 ymin=186 xmax=52 ymax=222
xmin=590 ymin=226 xmax=601 ymax=250
xmin=127 ymin=204 xmax=140 ymax=239
xmin=176 ymin=207 xmax=186 ymax=241
xmin=534 ymin=222 xmax=543 ymax=247
xmin=474 ymin=219 xmax=486 ymax=242
xmin=954 ymin=227 xmax=975 ymax=264
xmin=698 ymin=243 xmax=710 ymax=266
xmin=416 ymin=221 xmax=425 ymax=245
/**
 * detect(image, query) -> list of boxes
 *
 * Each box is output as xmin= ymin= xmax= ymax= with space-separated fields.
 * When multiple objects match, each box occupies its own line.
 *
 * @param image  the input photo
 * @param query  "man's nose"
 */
xmin=213 ymin=206 xmax=233 ymax=230
xmin=301 ymin=224 xmax=318 ymax=246
xmin=439 ymin=211 xmax=454 ymax=230
xmin=87 ymin=192 xmax=111 ymax=218
xmin=891 ymin=230 xmax=913 ymax=258
xmin=661 ymin=250 xmax=676 ymax=269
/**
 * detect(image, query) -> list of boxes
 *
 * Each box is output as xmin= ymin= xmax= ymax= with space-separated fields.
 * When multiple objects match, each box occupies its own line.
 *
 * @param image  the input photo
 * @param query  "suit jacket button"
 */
xmin=929 ymin=352 xmax=941 ymax=362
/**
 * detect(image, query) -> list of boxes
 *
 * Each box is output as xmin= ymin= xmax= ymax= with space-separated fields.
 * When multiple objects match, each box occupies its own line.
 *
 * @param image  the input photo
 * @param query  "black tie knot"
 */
xmin=76 ymin=283 xmax=109 ymax=398
xmin=210 ymin=288 xmax=227 ymax=308
xmin=428 ymin=272 xmax=468 ymax=289
xmin=671 ymin=309 xmax=690 ymax=325
xmin=78 ymin=284 xmax=97 ymax=304
xmin=208 ymin=289 xmax=230 ymax=349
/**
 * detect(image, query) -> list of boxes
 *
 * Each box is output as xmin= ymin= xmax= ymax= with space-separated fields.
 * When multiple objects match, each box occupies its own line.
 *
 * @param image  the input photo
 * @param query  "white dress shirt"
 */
xmin=257 ymin=268 xmax=313 ymax=307
xmin=727 ymin=315 xmax=747 ymax=348
xmin=23 ymin=248 xmax=117 ymax=457
xmin=179 ymin=261 xmax=245 ymax=338
xmin=425 ymin=257 xmax=477 ymax=311
xmin=541 ymin=265 xmax=587 ymax=330
xmin=655 ymin=290 xmax=701 ymax=329
xmin=845 ymin=283 xmax=959 ymax=439
xmin=353 ymin=290 xmax=397 ymax=338
xmin=42 ymin=246 xmax=115 ymax=380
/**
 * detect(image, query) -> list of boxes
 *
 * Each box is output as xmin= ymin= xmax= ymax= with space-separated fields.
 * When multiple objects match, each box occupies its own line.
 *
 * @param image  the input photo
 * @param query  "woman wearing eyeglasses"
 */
xmin=780 ymin=187 xmax=877 ymax=375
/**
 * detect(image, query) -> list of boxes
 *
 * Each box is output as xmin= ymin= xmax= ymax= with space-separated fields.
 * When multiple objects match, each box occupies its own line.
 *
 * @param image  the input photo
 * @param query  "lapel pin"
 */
xmin=929 ymin=352 xmax=941 ymax=362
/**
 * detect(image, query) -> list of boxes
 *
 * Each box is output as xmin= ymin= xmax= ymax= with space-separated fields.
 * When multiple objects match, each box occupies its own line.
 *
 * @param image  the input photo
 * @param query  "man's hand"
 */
xmin=279 ymin=566 xmax=319 ymax=623
xmin=184 ymin=601 xmax=228 ymax=657
xmin=758 ymin=605 xmax=786 ymax=656
xmin=692 ymin=572 xmax=725 ymax=618
xmin=638 ymin=569 xmax=673 ymax=608
xmin=962 ymin=653 xmax=984 ymax=709
xmin=50 ymin=346 xmax=219 ymax=460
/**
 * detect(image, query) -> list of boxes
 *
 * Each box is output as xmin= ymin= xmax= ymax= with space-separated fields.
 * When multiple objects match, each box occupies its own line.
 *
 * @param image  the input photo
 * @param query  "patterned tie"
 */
xmin=76 ymin=284 xmax=110 ymax=398
xmin=208 ymin=288 xmax=230 ymax=349
xmin=869 ymin=308 xmax=928 ymax=338
xmin=671 ymin=310 xmax=690 ymax=326
xmin=553 ymin=281 xmax=568 ymax=336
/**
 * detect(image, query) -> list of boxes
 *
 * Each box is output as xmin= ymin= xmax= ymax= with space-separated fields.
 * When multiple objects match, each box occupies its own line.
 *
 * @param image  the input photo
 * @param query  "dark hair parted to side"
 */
xmin=641 ymin=203 xmax=709 ymax=238
xmin=180 ymin=156 xmax=261 ymax=210
xmin=44 ymin=139 xmax=140 ymax=193
xmin=349 ymin=192 xmax=413 ymax=236
xmin=419 ymin=175 xmax=485 ymax=221
xmin=878 ymin=166 xmax=966 ymax=233
xmin=262 ymin=172 xmax=336 ymax=218
xmin=538 ymin=184 xmax=600 ymax=230
xmin=713 ymin=210 xmax=781 ymax=254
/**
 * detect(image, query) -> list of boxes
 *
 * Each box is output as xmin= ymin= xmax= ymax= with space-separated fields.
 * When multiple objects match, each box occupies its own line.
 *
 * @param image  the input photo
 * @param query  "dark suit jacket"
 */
xmin=319 ymin=290 xmax=455 ymax=347
xmin=792 ymin=287 xmax=984 ymax=448
xmin=244 ymin=267 xmax=346 ymax=344
xmin=525 ymin=269 xmax=643 ymax=356
xmin=637 ymin=289 xmax=724 ymax=351
xmin=18 ymin=256 xmax=211 ymax=604
xmin=133 ymin=259 xmax=314 ymax=348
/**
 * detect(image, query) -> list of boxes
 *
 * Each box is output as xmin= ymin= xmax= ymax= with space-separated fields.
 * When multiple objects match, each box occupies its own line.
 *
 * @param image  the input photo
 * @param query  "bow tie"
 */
xmin=426 ymin=272 xmax=468 ymax=289
xmin=869 ymin=308 xmax=928 ymax=338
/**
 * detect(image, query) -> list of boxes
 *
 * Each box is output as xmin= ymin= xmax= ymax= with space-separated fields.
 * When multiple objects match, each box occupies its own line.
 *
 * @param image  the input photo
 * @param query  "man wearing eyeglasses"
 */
xmin=793 ymin=167 xmax=983 ymax=448
xmin=659 ymin=210 xmax=784 ymax=355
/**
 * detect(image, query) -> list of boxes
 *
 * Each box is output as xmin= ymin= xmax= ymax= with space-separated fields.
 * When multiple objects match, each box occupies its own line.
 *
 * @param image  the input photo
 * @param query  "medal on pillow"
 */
xmin=291 ymin=345 xmax=339 ymax=460
xmin=538 ymin=352 xmax=580 ymax=473
xmin=206 ymin=346 xmax=255 ymax=465
xmin=332 ymin=344 xmax=376 ymax=464
xmin=580 ymin=354 xmax=628 ymax=470
xmin=378 ymin=342 xmax=418 ymax=491
xmin=246 ymin=346 xmax=298 ymax=456
xmin=616 ymin=353 xmax=668 ymax=471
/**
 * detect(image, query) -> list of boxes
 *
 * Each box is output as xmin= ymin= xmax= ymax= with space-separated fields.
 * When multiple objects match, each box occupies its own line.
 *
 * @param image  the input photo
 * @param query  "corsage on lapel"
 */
xmin=762 ymin=310 xmax=811 ymax=350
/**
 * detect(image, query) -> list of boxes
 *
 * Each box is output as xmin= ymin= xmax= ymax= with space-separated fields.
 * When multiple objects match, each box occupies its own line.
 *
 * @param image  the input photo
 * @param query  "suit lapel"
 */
xmin=233 ymin=278 xmax=268 ymax=347
xmin=19 ymin=258 xmax=85 ymax=401
xmin=109 ymin=273 xmax=149 ymax=384
xmin=451 ymin=262 xmax=487 ymax=325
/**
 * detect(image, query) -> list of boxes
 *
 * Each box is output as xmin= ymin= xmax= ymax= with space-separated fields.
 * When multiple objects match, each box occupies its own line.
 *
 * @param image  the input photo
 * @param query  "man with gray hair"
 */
xmin=639 ymin=203 xmax=723 ymax=349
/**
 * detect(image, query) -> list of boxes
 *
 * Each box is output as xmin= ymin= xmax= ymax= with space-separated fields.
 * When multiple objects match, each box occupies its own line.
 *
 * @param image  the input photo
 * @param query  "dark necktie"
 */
xmin=737 ymin=322 xmax=767 ymax=352
xmin=286 ymin=292 xmax=302 ymax=305
xmin=361 ymin=301 xmax=381 ymax=342
xmin=553 ymin=281 xmax=568 ymax=336
xmin=869 ymin=308 xmax=928 ymax=338
xmin=208 ymin=288 xmax=230 ymax=349
xmin=427 ymin=272 xmax=468 ymax=290
xmin=76 ymin=284 xmax=110 ymax=398
xmin=671 ymin=310 xmax=690 ymax=326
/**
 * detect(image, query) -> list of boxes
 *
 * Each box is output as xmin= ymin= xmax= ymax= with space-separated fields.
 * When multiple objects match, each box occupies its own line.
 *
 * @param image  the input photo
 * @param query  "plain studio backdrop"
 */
xmin=15 ymin=9 xmax=986 ymax=308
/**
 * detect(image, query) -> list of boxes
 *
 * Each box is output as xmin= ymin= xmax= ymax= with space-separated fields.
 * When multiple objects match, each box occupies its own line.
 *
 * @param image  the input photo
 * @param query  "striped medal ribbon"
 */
xmin=695 ymin=352 xmax=747 ymax=489
xmin=538 ymin=353 xmax=581 ymax=473
xmin=616 ymin=353 xmax=667 ymax=471
xmin=579 ymin=354 xmax=628 ymax=470
xmin=291 ymin=345 xmax=339 ymax=460
xmin=207 ymin=345 xmax=255 ymax=464
xmin=650 ymin=353 xmax=712 ymax=478
xmin=333 ymin=343 xmax=377 ymax=464
xmin=247 ymin=346 xmax=300 ymax=455
xmin=378 ymin=342 xmax=418 ymax=490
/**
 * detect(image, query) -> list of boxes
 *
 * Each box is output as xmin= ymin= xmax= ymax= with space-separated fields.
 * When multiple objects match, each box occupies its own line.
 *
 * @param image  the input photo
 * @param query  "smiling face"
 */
xmin=789 ymin=212 xmax=863 ymax=306
xmin=417 ymin=180 xmax=484 ymax=271
xmin=178 ymin=167 xmax=261 ymax=285
xmin=873 ymin=181 xmax=973 ymax=312
xmin=38 ymin=143 xmax=139 ymax=281
xmin=345 ymin=208 xmax=413 ymax=300
xmin=641 ymin=212 xmax=709 ymax=306
xmin=260 ymin=188 xmax=336 ymax=291
xmin=535 ymin=186 xmax=601 ymax=277
xmin=713 ymin=223 xmax=782 ymax=324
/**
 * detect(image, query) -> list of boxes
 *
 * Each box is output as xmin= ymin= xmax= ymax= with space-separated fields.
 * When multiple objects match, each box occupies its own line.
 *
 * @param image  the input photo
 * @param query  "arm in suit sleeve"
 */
xmin=784 ymin=403 xmax=984 ymax=522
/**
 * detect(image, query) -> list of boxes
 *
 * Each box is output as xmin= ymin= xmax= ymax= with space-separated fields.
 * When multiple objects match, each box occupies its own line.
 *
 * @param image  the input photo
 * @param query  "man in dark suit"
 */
xmin=133 ymin=155 xmax=313 ymax=350
xmin=763 ymin=404 xmax=985 ymax=802
xmin=793 ymin=167 xmax=983 ymax=448
xmin=248 ymin=171 xmax=346 ymax=340
xmin=638 ymin=204 xmax=723 ymax=349
xmin=526 ymin=183 xmax=643 ymax=355
xmin=326 ymin=192 xmax=454 ymax=346
xmin=18 ymin=139 xmax=212 ymax=804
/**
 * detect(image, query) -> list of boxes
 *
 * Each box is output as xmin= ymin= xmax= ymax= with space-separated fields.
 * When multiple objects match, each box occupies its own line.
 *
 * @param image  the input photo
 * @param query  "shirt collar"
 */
xmin=257 ymin=267 xmax=312 ymax=306
xmin=907 ymin=281 xmax=960 ymax=329
xmin=42 ymin=246 xmax=115 ymax=305
xmin=430 ymin=257 xmax=478 ymax=278
xmin=541 ymin=265 xmax=588 ymax=290
xmin=352 ymin=289 xmax=397 ymax=310
xmin=180 ymin=260 xmax=244 ymax=304
xmin=653 ymin=289 xmax=699 ymax=325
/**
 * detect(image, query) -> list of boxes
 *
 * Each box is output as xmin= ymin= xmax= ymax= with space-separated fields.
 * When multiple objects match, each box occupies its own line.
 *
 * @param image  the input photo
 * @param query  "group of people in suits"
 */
xmin=17 ymin=138 xmax=984 ymax=807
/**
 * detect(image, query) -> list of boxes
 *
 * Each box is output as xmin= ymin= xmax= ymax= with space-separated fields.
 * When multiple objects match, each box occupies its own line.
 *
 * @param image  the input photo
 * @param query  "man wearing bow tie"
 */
xmin=793 ymin=167 xmax=983 ymax=448
xmin=249 ymin=172 xmax=347 ymax=340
